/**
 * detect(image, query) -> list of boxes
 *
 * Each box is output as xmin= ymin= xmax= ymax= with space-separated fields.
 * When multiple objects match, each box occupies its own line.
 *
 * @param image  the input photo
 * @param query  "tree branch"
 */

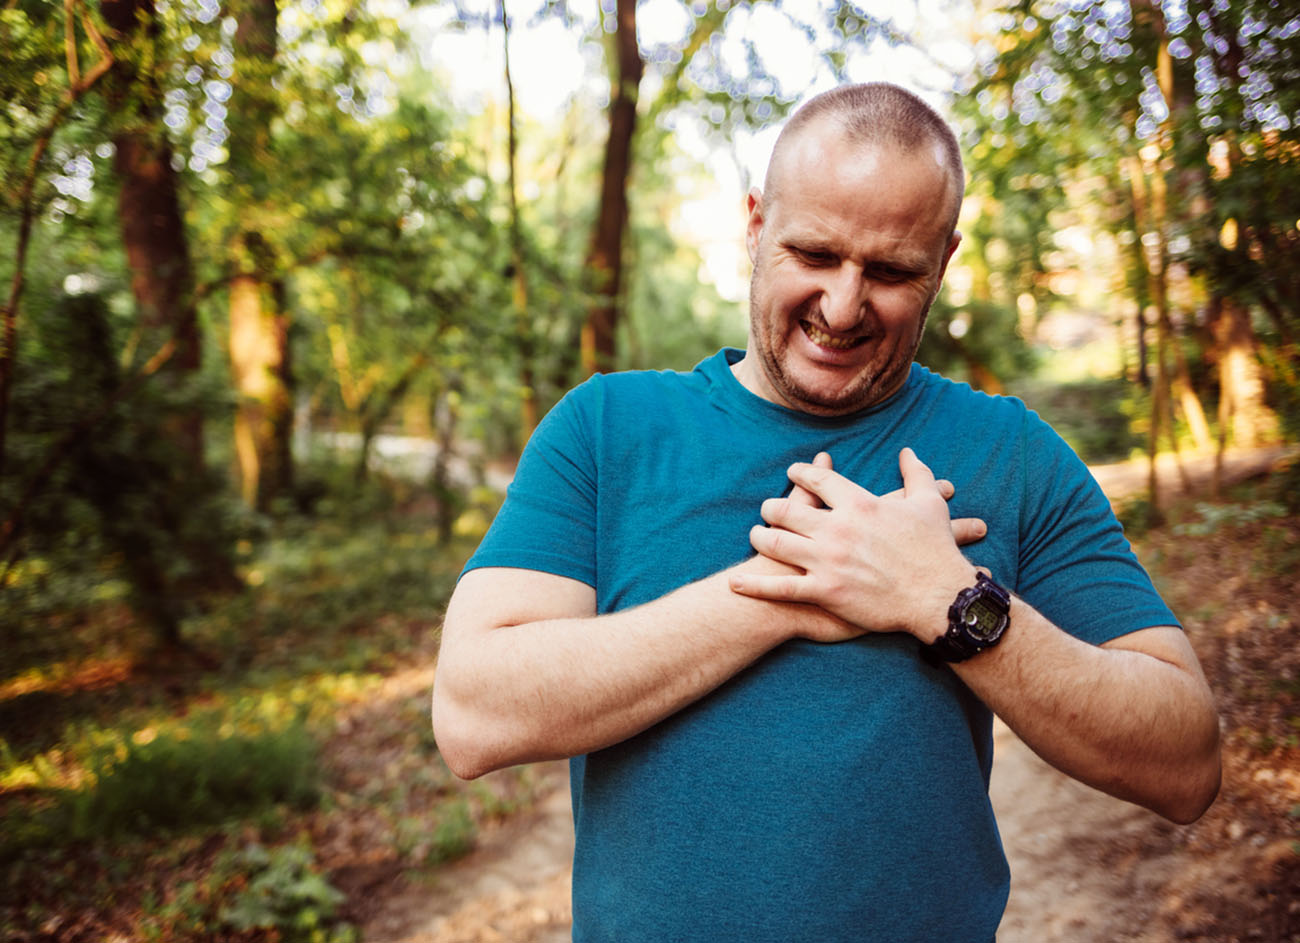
xmin=0 ymin=0 xmax=115 ymax=480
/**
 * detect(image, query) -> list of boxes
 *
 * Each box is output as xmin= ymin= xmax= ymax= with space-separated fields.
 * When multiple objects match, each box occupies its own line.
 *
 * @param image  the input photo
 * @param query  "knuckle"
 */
xmin=768 ymin=529 xmax=789 ymax=556
xmin=802 ymin=465 xmax=829 ymax=487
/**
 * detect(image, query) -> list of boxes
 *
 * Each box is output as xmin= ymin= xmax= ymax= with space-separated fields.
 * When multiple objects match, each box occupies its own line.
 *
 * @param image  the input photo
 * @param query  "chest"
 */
xmin=589 ymin=409 xmax=1024 ymax=614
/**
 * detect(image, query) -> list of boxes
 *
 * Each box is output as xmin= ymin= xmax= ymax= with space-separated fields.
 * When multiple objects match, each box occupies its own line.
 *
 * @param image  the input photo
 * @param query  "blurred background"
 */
xmin=2 ymin=0 xmax=1298 ymax=940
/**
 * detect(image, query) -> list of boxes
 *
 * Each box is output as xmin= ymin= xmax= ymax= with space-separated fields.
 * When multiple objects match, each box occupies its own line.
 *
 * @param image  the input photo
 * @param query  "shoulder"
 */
xmin=553 ymin=356 xmax=720 ymax=425
xmin=905 ymin=365 xmax=1037 ymax=432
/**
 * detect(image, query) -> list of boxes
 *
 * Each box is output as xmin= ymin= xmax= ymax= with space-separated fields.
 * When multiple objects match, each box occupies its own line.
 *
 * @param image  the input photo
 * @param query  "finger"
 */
xmin=749 ymin=522 xmax=817 ymax=569
xmin=788 ymin=451 xmax=833 ymax=508
xmin=898 ymin=447 xmax=938 ymax=498
xmin=882 ymin=478 xmax=955 ymax=502
xmin=951 ymin=516 xmax=988 ymax=546
xmin=786 ymin=460 xmax=864 ymax=510
xmin=728 ymin=569 xmax=813 ymax=603
xmin=759 ymin=497 xmax=825 ymax=535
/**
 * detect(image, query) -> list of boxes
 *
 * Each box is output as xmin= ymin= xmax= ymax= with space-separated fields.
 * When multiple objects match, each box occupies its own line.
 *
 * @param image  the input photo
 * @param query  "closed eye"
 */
xmin=869 ymin=264 xmax=918 ymax=283
xmin=792 ymin=247 xmax=837 ymax=267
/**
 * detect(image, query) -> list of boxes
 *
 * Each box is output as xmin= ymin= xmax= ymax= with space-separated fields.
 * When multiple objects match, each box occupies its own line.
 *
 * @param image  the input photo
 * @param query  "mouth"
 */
xmin=801 ymin=320 xmax=866 ymax=351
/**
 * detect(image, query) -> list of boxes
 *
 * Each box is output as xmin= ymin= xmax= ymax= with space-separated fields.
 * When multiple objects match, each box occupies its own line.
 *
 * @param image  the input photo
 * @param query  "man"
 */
xmin=432 ymin=83 xmax=1220 ymax=941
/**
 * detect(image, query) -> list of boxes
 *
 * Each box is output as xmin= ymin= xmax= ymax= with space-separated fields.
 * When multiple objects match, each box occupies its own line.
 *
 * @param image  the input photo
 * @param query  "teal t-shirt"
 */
xmin=465 ymin=349 xmax=1177 ymax=942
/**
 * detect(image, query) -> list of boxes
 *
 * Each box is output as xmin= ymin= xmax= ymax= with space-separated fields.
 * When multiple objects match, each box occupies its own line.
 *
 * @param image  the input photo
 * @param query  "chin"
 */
xmin=785 ymin=366 xmax=906 ymax=415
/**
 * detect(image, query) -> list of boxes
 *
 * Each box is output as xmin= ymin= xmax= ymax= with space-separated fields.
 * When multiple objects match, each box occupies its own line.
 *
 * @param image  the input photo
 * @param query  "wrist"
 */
xmin=725 ymin=557 xmax=806 ymax=645
xmin=913 ymin=561 xmax=982 ymax=645
xmin=922 ymin=569 xmax=1013 ymax=664
xmin=727 ymin=555 xmax=848 ymax=645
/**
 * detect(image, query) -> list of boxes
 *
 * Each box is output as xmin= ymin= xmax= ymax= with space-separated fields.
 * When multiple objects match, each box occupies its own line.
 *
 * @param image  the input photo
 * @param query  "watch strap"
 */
xmin=923 ymin=572 xmax=1011 ymax=665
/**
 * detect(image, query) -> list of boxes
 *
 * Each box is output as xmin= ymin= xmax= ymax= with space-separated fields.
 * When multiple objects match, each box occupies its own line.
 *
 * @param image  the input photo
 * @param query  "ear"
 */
xmin=937 ymin=230 xmax=961 ymax=283
xmin=745 ymin=187 xmax=765 ymax=264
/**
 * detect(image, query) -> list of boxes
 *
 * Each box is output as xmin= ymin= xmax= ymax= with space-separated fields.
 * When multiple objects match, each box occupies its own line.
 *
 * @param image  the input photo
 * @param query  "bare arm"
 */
xmin=729 ymin=448 xmax=1221 ymax=823
xmin=430 ymin=562 xmax=842 ymax=780
xmin=957 ymin=615 xmax=1219 ymax=823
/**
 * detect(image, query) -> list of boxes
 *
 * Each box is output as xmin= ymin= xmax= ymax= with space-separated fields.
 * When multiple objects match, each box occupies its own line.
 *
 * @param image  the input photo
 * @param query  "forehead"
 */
xmin=764 ymin=124 xmax=956 ymax=260
xmin=768 ymin=116 xmax=956 ymax=205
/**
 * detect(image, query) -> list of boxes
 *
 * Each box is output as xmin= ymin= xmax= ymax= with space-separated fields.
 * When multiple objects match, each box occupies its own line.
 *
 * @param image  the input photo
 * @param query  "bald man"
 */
xmin=432 ymin=83 xmax=1219 ymax=942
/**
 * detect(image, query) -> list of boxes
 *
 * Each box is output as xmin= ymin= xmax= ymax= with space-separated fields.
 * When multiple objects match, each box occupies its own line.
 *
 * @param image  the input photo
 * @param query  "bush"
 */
xmin=71 ymin=705 xmax=320 ymax=839
xmin=1 ymin=700 xmax=323 ymax=852
xmin=142 ymin=842 xmax=355 ymax=943
xmin=219 ymin=843 xmax=355 ymax=943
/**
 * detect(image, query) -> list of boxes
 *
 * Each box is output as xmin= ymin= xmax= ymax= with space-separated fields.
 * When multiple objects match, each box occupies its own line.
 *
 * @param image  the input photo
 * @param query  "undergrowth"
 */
xmin=0 ymin=490 xmax=488 ymax=942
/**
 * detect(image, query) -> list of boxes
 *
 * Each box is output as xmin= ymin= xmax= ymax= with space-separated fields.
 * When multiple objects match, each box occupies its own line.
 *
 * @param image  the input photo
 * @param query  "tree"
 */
xmin=101 ymin=0 xmax=204 ymax=458
xmin=579 ymin=0 xmax=643 ymax=375
xmin=226 ymin=0 xmax=293 ymax=511
xmin=0 ymin=2 xmax=113 ymax=480
xmin=960 ymin=0 xmax=1298 ymax=504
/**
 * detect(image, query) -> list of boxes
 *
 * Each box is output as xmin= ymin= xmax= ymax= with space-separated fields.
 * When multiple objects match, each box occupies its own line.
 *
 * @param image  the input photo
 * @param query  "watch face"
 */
xmin=963 ymin=598 xmax=1007 ymax=640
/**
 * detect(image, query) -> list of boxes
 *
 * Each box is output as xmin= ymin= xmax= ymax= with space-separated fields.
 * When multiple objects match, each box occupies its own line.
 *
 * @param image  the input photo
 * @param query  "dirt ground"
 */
xmin=360 ymin=447 xmax=1300 ymax=943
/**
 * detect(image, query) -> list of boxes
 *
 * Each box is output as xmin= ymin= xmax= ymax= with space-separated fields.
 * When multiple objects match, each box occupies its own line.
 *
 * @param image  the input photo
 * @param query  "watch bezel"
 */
xmin=925 ymin=572 xmax=1011 ymax=664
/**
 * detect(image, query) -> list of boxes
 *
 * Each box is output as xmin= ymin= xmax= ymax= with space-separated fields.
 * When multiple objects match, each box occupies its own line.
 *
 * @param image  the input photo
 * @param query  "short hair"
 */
xmin=766 ymin=82 xmax=966 ymax=235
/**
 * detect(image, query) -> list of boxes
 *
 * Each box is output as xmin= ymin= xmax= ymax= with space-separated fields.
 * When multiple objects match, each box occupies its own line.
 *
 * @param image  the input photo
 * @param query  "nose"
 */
xmin=818 ymin=266 xmax=867 ymax=332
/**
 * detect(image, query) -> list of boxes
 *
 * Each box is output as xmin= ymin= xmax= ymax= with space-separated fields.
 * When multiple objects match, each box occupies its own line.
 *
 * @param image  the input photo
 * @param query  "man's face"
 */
xmin=737 ymin=124 xmax=960 ymax=416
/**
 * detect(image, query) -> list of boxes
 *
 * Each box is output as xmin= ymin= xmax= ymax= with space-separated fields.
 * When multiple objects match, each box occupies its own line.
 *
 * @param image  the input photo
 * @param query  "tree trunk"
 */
xmin=1133 ymin=304 xmax=1150 ymax=389
xmin=1214 ymin=297 xmax=1277 ymax=455
xmin=430 ymin=373 xmax=464 ymax=545
xmin=353 ymin=354 xmax=426 ymax=486
xmin=100 ymin=0 xmax=239 ymax=645
xmin=101 ymin=0 xmax=204 ymax=459
xmin=1127 ymin=151 xmax=1195 ymax=498
xmin=580 ymin=0 xmax=642 ymax=376
xmin=229 ymin=270 xmax=292 ymax=508
xmin=226 ymin=0 xmax=292 ymax=510
xmin=500 ymin=0 xmax=538 ymax=444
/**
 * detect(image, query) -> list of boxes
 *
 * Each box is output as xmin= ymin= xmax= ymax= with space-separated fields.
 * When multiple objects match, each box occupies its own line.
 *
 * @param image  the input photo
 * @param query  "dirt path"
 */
xmin=366 ymin=446 xmax=1295 ymax=943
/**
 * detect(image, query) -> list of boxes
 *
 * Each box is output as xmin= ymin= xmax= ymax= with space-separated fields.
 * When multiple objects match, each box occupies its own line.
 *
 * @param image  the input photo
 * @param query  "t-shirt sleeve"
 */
xmin=1014 ymin=408 xmax=1179 ymax=647
xmin=461 ymin=379 xmax=599 ymax=587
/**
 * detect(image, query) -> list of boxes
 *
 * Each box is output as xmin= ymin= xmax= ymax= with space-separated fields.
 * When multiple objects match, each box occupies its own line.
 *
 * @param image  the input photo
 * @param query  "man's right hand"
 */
xmin=789 ymin=451 xmax=986 ymax=544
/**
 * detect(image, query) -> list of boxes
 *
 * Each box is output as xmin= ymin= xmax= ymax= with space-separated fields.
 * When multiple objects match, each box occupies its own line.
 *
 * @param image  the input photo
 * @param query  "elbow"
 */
xmin=1160 ymin=760 xmax=1221 ymax=825
xmin=1172 ymin=746 xmax=1223 ymax=825
xmin=1155 ymin=719 xmax=1223 ymax=825
xmin=431 ymin=687 xmax=502 ymax=781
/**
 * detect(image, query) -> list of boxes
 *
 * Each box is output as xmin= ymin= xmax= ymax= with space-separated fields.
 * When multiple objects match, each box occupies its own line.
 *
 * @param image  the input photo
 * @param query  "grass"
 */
xmin=0 ymin=483 xmax=534 ymax=942
xmin=2 ymin=699 xmax=320 ymax=851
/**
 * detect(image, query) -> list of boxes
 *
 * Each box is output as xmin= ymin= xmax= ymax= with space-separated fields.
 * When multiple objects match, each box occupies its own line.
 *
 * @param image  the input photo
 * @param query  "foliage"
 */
xmin=1 ymin=697 xmax=320 ymax=852
xmin=0 ymin=489 xmax=494 ymax=940
xmin=424 ymin=797 xmax=478 ymax=866
xmin=1170 ymin=498 xmax=1289 ymax=537
xmin=918 ymin=295 xmax=1037 ymax=392
xmin=137 ymin=841 xmax=355 ymax=943
xmin=1 ymin=287 xmax=246 ymax=653
xmin=959 ymin=0 xmax=1300 ymax=453
xmin=1007 ymin=375 xmax=1147 ymax=463
xmin=218 ymin=843 xmax=354 ymax=943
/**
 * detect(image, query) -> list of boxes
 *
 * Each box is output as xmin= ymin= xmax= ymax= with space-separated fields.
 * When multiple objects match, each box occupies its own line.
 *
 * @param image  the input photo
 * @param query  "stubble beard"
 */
xmin=747 ymin=290 xmax=932 ymax=417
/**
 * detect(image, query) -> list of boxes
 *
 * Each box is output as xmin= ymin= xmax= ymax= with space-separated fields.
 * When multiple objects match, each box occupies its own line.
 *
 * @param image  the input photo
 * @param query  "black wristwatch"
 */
xmin=924 ymin=572 xmax=1012 ymax=664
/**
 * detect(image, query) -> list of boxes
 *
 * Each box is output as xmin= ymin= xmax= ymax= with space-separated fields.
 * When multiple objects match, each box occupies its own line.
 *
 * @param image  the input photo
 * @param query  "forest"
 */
xmin=2 ymin=0 xmax=1298 ymax=939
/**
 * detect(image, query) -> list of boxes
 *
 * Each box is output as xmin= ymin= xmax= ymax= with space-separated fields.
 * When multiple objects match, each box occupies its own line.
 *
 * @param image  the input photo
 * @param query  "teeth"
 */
xmin=804 ymin=323 xmax=858 ymax=350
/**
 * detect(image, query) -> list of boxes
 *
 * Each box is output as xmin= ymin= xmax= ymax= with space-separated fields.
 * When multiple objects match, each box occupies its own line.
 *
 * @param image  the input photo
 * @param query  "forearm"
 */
xmin=432 ymin=565 xmax=825 ymax=779
xmin=950 ymin=600 xmax=1221 ymax=823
